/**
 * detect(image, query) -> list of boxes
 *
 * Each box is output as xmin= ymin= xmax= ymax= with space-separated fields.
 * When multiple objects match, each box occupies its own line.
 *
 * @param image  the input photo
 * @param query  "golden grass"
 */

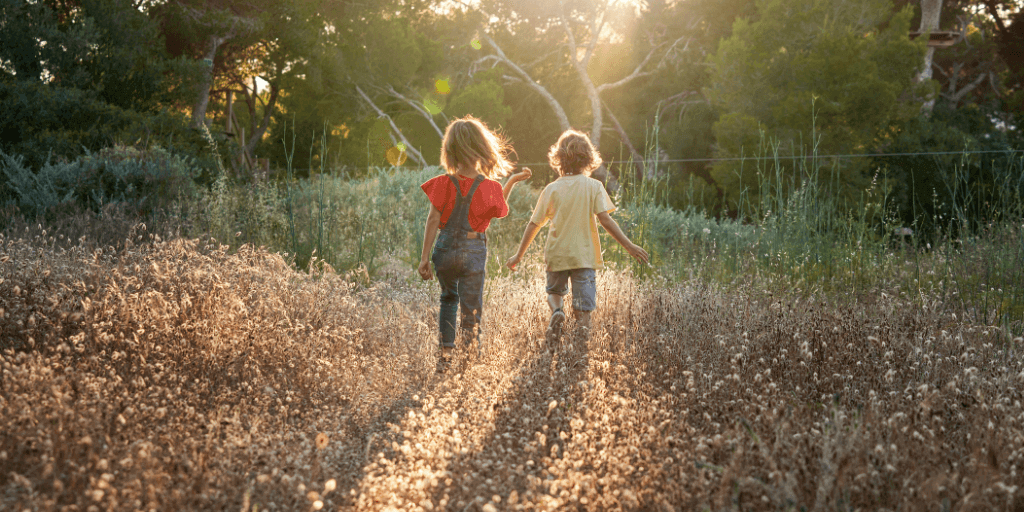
xmin=2 ymin=226 xmax=1024 ymax=511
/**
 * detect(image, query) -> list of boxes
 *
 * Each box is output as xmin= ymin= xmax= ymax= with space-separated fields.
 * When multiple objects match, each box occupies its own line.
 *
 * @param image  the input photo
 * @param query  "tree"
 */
xmin=0 ymin=0 xmax=209 ymax=174
xmin=0 ymin=0 xmax=195 ymax=110
xmin=706 ymin=0 xmax=926 ymax=213
xmin=309 ymin=7 xmax=520 ymax=172
xmin=154 ymin=0 xmax=328 ymax=168
xmin=462 ymin=0 xmax=694 ymax=179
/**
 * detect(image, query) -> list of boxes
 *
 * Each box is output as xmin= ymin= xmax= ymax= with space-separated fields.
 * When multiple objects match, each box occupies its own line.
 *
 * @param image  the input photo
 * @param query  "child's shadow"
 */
xmin=425 ymin=324 xmax=594 ymax=508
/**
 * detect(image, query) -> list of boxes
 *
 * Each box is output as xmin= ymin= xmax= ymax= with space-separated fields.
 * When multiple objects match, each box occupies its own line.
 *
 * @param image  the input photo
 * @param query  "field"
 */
xmin=3 ymin=214 xmax=1024 ymax=511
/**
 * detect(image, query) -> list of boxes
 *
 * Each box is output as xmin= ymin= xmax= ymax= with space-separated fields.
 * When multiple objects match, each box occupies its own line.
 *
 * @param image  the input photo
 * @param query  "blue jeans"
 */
xmin=432 ymin=232 xmax=487 ymax=349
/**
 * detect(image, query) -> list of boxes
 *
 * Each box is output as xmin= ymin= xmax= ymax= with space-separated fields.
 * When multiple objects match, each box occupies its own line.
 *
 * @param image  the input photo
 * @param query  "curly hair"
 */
xmin=439 ymin=116 xmax=514 ymax=179
xmin=547 ymin=130 xmax=602 ymax=176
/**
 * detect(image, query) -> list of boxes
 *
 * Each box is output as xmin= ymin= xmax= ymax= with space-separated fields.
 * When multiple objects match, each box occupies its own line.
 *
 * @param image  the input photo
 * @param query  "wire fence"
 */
xmin=284 ymin=149 xmax=1022 ymax=175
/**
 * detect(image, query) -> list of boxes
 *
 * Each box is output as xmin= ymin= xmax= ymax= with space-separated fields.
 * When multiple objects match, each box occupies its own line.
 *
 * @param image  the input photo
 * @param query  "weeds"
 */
xmin=2 ymin=222 xmax=1024 ymax=510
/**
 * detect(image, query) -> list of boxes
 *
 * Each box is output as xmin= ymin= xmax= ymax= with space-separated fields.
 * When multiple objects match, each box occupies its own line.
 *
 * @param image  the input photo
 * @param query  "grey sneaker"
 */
xmin=436 ymin=346 xmax=454 ymax=374
xmin=547 ymin=308 xmax=565 ymax=342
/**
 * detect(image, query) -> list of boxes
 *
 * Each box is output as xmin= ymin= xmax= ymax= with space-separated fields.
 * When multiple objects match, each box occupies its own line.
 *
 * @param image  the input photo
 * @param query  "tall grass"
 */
xmin=598 ymin=118 xmax=1024 ymax=335
xmin=931 ymin=152 xmax=1024 ymax=333
xmin=190 ymin=163 xmax=539 ymax=281
xmin=179 ymin=120 xmax=1023 ymax=334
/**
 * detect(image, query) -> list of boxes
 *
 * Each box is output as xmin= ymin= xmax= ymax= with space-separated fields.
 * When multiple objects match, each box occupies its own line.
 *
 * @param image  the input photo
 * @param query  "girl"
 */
xmin=417 ymin=116 xmax=531 ymax=372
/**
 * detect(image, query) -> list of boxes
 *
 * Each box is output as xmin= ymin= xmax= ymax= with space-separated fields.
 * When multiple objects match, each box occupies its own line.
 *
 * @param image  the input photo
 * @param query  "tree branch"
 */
xmin=942 ymin=71 xmax=988 ymax=104
xmin=580 ymin=0 xmax=609 ymax=68
xmin=385 ymin=85 xmax=445 ymax=138
xmin=559 ymin=8 xmax=581 ymax=65
xmin=245 ymin=81 xmax=279 ymax=158
xmin=355 ymin=85 xmax=427 ymax=167
xmin=983 ymin=0 xmax=1008 ymax=35
xmin=595 ymin=35 xmax=689 ymax=94
xmin=481 ymin=33 xmax=571 ymax=131
xmin=557 ymin=3 xmax=603 ymax=145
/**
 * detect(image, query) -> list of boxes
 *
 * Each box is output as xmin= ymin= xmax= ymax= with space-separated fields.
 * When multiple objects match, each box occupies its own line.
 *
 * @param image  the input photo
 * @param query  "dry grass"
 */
xmin=3 ymin=224 xmax=1024 ymax=511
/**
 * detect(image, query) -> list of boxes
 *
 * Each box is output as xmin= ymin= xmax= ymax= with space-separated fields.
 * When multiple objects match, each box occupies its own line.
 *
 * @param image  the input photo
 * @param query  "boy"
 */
xmin=505 ymin=130 xmax=649 ymax=340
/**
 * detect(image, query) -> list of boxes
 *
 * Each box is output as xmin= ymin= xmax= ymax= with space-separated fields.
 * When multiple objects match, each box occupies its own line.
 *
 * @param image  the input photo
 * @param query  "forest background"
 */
xmin=1 ymin=0 xmax=1022 ymax=214
xmin=1 ymin=0 xmax=1023 ymax=309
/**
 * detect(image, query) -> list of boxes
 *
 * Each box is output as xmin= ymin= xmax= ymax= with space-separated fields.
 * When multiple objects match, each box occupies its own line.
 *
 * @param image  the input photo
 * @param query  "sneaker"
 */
xmin=436 ymin=346 xmax=454 ymax=374
xmin=547 ymin=308 xmax=565 ymax=342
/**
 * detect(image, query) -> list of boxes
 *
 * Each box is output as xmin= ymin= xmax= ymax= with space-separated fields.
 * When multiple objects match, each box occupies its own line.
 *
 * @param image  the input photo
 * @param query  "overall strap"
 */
xmin=443 ymin=174 xmax=486 ymax=235
xmin=463 ymin=175 xmax=485 ymax=202
xmin=446 ymin=174 xmax=486 ymax=205
xmin=462 ymin=176 xmax=486 ymax=236
xmin=446 ymin=174 xmax=485 ymax=198
xmin=460 ymin=175 xmax=486 ymax=226
xmin=446 ymin=174 xmax=462 ymax=196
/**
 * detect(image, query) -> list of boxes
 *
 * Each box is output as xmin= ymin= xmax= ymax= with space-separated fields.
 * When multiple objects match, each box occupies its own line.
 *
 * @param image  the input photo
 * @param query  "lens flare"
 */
xmin=434 ymin=79 xmax=451 ymax=95
xmin=423 ymin=98 xmax=443 ymax=115
xmin=387 ymin=146 xmax=408 ymax=166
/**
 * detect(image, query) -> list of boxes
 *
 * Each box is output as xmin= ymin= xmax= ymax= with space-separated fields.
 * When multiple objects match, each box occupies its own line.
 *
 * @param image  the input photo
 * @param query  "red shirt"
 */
xmin=421 ymin=174 xmax=509 ymax=232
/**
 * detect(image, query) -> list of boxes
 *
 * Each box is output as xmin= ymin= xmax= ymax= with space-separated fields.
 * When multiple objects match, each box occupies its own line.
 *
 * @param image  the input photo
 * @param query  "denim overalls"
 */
xmin=432 ymin=174 xmax=488 ymax=350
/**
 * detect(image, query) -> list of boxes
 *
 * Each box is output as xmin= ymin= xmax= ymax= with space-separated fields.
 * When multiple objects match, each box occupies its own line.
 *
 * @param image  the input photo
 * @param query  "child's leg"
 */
xmin=545 ymin=270 xmax=570 ymax=341
xmin=546 ymin=270 xmax=570 ymax=312
xmin=547 ymin=293 xmax=564 ymax=313
xmin=458 ymin=271 xmax=485 ymax=347
xmin=437 ymin=272 xmax=459 ymax=349
xmin=433 ymin=235 xmax=459 ymax=350
xmin=457 ymin=239 xmax=488 ymax=350
xmin=569 ymin=269 xmax=597 ymax=334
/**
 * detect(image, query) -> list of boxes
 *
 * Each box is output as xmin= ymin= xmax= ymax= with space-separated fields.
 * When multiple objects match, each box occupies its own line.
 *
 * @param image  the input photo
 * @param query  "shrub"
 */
xmin=0 ymin=80 xmax=221 ymax=179
xmin=1 ymin=145 xmax=201 ymax=218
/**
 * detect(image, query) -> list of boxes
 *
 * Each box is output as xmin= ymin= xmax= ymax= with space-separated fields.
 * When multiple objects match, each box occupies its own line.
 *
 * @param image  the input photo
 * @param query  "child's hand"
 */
xmin=506 ymin=254 xmax=522 ymax=271
xmin=515 ymin=167 xmax=532 ymax=182
xmin=627 ymin=244 xmax=651 ymax=265
xmin=417 ymin=260 xmax=433 ymax=280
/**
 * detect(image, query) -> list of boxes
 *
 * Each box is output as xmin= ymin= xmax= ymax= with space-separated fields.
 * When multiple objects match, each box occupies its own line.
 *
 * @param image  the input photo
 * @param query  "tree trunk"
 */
xmin=243 ymin=77 xmax=280 ymax=166
xmin=918 ymin=0 xmax=943 ymax=112
xmin=192 ymin=35 xmax=225 ymax=129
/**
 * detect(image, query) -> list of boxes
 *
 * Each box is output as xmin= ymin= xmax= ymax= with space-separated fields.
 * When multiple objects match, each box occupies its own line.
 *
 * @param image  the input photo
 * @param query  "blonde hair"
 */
xmin=439 ymin=116 xmax=514 ymax=179
xmin=548 ymin=130 xmax=602 ymax=176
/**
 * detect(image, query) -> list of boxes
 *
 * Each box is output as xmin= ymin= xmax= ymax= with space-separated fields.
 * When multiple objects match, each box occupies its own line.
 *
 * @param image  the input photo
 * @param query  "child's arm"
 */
xmin=502 ymin=167 xmax=532 ymax=201
xmin=506 ymin=221 xmax=542 ymax=271
xmin=596 ymin=211 xmax=651 ymax=265
xmin=418 ymin=203 xmax=442 ymax=280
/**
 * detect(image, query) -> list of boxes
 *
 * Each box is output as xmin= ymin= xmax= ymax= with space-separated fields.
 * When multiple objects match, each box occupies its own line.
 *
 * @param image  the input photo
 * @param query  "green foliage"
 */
xmin=447 ymin=69 xmax=514 ymax=128
xmin=189 ymin=166 xmax=540 ymax=276
xmin=0 ymin=0 xmax=195 ymax=109
xmin=1 ymin=145 xmax=201 ymax=218
xmin=264 ymin=11 xmax=452 ymax=174
xmin=870 ymin=102 xmax=1024 ymax=234
xmin=0 ymin=80 xmax=219 ymax=176
xmin=706 ymin=0 xmax=927 ymax=213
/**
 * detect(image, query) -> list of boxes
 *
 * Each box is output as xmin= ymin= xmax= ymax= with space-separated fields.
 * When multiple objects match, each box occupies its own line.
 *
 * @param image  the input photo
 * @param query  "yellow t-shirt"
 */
xmin=530 ymin=174 xmax=616 ymax=272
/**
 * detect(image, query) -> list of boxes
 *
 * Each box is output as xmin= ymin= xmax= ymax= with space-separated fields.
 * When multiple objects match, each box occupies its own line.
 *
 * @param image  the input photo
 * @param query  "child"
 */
xmin=506 ymin=129 xmax=648 ymax=341
xmin=418 ymin=116 xmax=531 ymax=372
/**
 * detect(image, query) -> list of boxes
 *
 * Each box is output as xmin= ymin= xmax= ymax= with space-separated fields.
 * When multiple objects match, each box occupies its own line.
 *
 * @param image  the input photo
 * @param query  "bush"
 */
xmin=185 ymin=166 xmax=541 ymax=276
xmin=1 ymin=145 xmax=201 ymax=218
xmin=0 ymin=80 xmax=221 ymax=180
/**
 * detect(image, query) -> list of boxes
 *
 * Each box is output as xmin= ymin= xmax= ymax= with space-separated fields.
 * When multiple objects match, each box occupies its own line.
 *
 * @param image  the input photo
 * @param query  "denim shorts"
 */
xmin=546 ymin=268 xmax=597 ymax=312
